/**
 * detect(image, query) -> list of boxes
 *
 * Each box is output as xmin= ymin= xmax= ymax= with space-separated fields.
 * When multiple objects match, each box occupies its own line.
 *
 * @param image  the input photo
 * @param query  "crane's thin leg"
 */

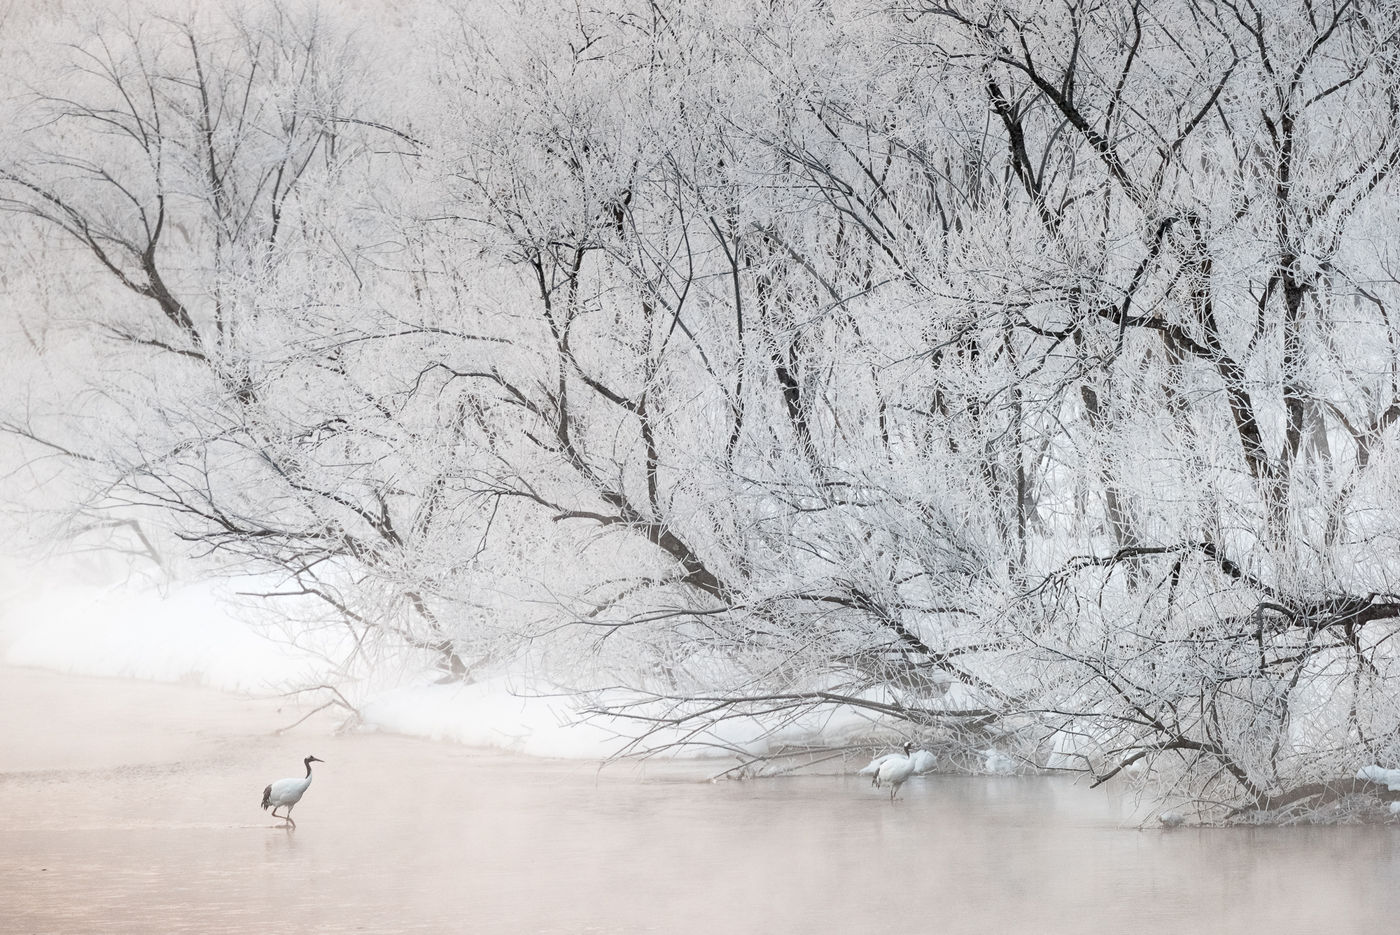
xmin=270 ymin=806 xmax=284 ymax=821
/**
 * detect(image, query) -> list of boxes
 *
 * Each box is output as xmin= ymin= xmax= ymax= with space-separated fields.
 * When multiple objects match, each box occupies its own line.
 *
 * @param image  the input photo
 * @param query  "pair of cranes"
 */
xmin=258 ymin=740 xmax=932 ymax=828
xmin=856 ymin=741 xmax=937 ymax=802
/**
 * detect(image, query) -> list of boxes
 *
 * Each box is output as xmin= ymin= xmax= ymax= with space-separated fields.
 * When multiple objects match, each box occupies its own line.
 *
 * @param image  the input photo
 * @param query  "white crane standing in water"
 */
xmin=261 ymin=755 xmax=324 ymax=828
xmin=862 ymin=742 xmax=916 ymax=802
xmin=858 ymin=741 xmax=933 ymax=802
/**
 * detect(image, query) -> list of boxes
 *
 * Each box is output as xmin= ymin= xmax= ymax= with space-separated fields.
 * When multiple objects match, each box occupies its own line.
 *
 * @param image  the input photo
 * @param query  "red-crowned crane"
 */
xmin=858 ymin=742 xmax=934 ymax=800
xmin=864 ymin=741 xmax=916 ymax=802
xmin=261 ymin=755 xmax=324 ymax=828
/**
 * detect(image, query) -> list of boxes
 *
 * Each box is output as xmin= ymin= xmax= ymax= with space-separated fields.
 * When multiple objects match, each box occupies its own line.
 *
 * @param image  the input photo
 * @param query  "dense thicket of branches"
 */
xmin=6 ymin=0 xmax=1400 ymax=820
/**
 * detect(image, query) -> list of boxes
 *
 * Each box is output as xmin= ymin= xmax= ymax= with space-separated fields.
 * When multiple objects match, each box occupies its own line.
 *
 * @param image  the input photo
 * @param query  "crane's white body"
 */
xmin=262 ymin=755 xmax=323 ymax=827
xmin=858 ymin=753 xmax=900 ymax=780
xmin=265 ymin=775 xmax=313 ymax=809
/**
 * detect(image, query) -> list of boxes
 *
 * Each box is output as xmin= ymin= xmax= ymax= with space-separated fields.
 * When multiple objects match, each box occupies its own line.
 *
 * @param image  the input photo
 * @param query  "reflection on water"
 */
xmin=3 ymin=664 xmax=1400 ymax=934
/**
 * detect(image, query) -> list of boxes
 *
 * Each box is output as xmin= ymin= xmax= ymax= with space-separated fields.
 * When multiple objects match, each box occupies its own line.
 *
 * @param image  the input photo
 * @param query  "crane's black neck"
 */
xmin=303 ymin=757 xmax=315 ymax=779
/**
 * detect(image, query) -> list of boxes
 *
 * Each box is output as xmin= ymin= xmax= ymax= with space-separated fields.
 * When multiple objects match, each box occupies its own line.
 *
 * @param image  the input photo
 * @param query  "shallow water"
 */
xmin=3 ymin=665 xmax=1400 ymax=934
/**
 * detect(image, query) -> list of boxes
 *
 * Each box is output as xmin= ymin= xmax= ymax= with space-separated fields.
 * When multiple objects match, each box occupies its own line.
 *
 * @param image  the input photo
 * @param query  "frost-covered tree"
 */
xmin=8 ymin=0 xmax=1400 ymax=819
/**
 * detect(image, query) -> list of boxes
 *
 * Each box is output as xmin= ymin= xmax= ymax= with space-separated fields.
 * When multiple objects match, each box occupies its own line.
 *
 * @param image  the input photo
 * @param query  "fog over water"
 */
xmin=5 ymin=662 xmax=1400 ymax=935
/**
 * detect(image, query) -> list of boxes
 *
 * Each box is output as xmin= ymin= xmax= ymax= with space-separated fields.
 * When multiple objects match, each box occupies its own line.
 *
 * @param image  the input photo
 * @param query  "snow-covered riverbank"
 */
xmin=0 ymin=572 xmax=642 ymax=758
xmin=0 ymin=569 xmax=850 ymax=760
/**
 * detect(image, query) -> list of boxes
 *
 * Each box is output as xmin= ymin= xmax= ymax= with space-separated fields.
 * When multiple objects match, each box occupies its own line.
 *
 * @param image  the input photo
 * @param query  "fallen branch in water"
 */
xmin=275 ymin=684 xmax=361 ymax=734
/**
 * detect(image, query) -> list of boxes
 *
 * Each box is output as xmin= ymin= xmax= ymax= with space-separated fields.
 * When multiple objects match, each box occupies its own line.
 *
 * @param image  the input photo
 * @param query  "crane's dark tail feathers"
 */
xmin=261 ymin=784 xmax=272 ymax=810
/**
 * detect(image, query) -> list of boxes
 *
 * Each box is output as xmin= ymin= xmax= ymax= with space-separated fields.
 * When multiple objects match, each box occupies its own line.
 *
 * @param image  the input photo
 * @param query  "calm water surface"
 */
xmin=3 ymin=664 xmax=1399 ymax=934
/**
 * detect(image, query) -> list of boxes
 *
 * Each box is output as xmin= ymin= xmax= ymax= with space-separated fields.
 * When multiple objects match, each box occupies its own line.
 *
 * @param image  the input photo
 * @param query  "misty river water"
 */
xmin=4 ymin=663 xmax=1400 ymax=934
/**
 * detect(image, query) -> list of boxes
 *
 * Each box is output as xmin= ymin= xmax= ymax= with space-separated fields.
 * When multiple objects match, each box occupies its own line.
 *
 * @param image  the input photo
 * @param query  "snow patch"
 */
xmin=1356 ymin=764 xmax=1400 ymax=791
xmin=2 ymin=581 xmax=324 ymax=693
xmin=358 ymin=681 xmax=625 ymax=759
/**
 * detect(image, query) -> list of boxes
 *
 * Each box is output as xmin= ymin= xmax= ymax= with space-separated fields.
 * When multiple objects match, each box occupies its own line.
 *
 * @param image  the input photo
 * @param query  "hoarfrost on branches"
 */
xmin=6 ymin=0 xmax=1400 ymax=820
